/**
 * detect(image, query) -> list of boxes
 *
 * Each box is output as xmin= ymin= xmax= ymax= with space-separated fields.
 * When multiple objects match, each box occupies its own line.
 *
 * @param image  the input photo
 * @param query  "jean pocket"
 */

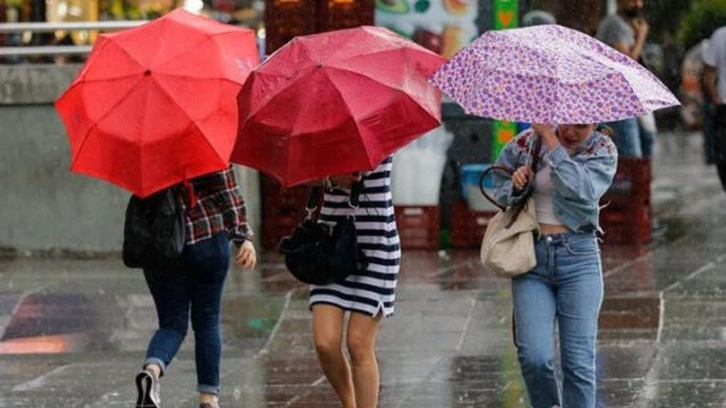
xmin=563 ymin=235 xmax=599 ymax=256
xmin=184 ymin=233 xmax=230 ymax=271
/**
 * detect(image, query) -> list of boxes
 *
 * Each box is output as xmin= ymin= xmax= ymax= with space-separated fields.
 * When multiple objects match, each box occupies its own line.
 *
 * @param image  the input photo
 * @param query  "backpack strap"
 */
xmin=304 ymin=177 xmax=364 ymax=220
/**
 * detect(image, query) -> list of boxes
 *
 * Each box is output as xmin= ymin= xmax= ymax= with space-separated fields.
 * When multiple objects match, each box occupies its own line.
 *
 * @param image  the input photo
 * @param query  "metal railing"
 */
xmin=0 ymin=21 xmax=147 ymax=57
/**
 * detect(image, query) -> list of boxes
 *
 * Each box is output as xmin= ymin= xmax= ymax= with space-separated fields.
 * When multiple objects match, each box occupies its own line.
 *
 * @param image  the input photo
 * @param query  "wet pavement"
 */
xmin=1 ymin=131 xmax=726 ymax=407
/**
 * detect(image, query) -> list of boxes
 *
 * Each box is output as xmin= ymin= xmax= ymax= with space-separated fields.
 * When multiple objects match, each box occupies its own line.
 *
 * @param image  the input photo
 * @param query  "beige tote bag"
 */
xmin=480 ymin=196 xmax=539 ymax=277
xmin=478 ymin=133 xmax=542 ymax=277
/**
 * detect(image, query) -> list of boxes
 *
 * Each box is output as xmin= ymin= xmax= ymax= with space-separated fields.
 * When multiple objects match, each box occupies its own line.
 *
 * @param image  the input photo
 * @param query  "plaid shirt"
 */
xmin=181 ymin=166 xmax=252 ymax=247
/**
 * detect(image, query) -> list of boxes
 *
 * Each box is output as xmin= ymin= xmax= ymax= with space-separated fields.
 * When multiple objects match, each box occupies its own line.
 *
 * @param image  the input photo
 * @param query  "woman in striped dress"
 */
xmin=309 ymin=156 xmax=400 ymax=408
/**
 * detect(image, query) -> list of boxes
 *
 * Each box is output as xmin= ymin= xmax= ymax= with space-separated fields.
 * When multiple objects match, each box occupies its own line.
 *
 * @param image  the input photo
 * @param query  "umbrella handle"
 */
xmin=480 ymin=133 xmax=542 ymax=212
xmin=479 ymin=165 xmax=512 ymax=212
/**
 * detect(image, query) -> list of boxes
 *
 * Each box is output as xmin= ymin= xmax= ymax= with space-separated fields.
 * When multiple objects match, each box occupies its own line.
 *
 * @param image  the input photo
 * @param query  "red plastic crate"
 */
xmin=598 ymin=158 xmax=652 ymax=245
xmin=394 ymin=205 xmax=440 ymax=249
xmin=599 ymin=196 xmax=651 ymax=245
xmin=449 ymin=201 xmax=498 ymax=248
xmin=260 ymin=175 xmax=312 ymax=249
xmin=603 ymin=158 xmax=651 ymax=200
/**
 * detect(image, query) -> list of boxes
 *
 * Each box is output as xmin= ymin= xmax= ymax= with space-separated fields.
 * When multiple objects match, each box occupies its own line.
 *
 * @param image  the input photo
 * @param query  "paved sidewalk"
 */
xmin=1 ymin=131 xmax=725 ymax=407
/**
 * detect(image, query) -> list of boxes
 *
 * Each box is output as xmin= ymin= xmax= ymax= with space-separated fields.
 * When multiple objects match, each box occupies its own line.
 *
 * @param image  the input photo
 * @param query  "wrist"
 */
xmin=232 ymin=237 xmax=248 ymax=249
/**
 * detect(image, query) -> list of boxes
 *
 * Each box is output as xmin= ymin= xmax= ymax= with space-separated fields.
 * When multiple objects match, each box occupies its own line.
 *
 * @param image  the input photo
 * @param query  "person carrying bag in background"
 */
xmin=488 ymin=124 xmax=617 ymax=408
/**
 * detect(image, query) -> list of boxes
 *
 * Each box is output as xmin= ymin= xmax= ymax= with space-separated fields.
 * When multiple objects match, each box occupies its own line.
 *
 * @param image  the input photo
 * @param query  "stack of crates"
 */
xmin=260 ymin=175 xmax=311 ymax=250
xmin=393 ymin=206 xmax=440 ymax=249
xmin=449 ymin=163 xmax=498 ymax=248
xmin=449 ymin=201 xmax=497 ymax=248
xmin=599 ymin=158 xmax=652 ymax=245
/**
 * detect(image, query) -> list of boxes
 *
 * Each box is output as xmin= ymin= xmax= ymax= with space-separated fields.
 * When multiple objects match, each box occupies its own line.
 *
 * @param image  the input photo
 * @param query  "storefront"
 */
xmin=0 ymin=0 xmax=263 ymax=51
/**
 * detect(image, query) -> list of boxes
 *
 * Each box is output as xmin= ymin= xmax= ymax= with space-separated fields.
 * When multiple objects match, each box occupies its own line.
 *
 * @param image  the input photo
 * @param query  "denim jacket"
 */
xmin=491 ymin=128 xmax=618 ymax=233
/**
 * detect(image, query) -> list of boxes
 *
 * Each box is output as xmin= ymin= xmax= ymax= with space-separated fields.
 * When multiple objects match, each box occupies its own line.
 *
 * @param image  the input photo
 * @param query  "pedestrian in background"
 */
xmin=490 ymin=124 xmax=617 ymax=408
xmin=700 ymin=40 xmax=718 ymax=165
xmin=702 ymin=25 xmax=726 ymax=193
xmin=596 ymin=0 xmax=653 ymax=158
xmin=134 ymin=166 xmax=257 ymax=408
xmin=309 ymin=156 xmax=400 ymax=408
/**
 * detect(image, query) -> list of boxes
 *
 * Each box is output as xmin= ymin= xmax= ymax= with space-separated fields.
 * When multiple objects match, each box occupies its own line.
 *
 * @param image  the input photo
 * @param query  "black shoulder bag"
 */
xmin=278 ymin=181 xmax=368 ymax=285
xmin=122 ymin=185 xmax=186 ymax=269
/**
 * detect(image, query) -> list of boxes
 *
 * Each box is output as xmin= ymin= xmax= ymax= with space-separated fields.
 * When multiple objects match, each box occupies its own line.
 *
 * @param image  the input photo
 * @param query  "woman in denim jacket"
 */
xmin=490 ymin=123 xmax=617 ymax=408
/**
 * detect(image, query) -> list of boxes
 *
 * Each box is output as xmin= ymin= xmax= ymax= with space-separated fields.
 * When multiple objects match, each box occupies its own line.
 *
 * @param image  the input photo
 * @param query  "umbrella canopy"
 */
xmin=55 ymin=8 xmax=260 ymax=198
xmin=230 ymin=25 xmax=446 ymax=188
xmin=429 ymin=24 xmax=680 ymax=124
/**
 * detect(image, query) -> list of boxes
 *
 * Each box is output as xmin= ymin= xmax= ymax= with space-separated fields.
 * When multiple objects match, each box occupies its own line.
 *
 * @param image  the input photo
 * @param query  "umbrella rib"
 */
xmin=69 ymin=73 xmax=148 ymax=85
xmin=103 ymin=27 xmax=229 ymax=76
xmin=244 ymin=67 xmax=318 ymax=120
xmin=68 ymin=76 xmax=146 ymax=172
xmin=158 ymin=72 xmax=242 ymax=85
xmin=319 ymin=67 xmax=374 ymax=169
xmin=330 ymin=48 xmax=405 ymax=84
xmin=149 ymin=76 xmax=228 ymax=165
xmin=322 ymin=65 xmax=440 ymax=167
xmin=152 ymin=28 xmax=244 ymax=74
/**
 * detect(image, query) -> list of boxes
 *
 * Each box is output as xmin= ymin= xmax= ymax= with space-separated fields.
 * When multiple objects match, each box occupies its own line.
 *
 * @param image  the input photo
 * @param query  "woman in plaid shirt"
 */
xmin=134 ymin=166 xmax=256 ymax=408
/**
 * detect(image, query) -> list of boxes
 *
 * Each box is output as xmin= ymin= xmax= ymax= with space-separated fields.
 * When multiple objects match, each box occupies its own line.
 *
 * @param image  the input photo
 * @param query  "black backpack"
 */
xmin=122 ymin=185 xmax=186 ymax=269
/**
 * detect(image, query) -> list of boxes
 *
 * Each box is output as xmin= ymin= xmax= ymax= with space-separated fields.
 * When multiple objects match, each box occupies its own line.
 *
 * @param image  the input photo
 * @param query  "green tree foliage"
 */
xmin=678 ymin=0 xmax=726 ymax=50
xmin=643 ymin=0 xmax=692 ymax=42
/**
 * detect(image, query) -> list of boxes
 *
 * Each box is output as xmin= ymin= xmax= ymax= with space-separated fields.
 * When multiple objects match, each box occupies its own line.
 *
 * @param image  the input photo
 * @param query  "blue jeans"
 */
xmin=638 ymin=126 xmax=655 ymax=159
xmin=607 ymin=117 xmax=641 ymax=158
xmin=143 ymin=233 xmax=230 ymax=395
xmin=511 ymin=231 xmax=603 ymax=408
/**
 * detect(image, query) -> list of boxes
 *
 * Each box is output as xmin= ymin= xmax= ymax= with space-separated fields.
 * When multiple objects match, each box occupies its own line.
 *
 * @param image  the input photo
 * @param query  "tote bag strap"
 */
xmin=479 ymin=133 xmax=543 ymax=225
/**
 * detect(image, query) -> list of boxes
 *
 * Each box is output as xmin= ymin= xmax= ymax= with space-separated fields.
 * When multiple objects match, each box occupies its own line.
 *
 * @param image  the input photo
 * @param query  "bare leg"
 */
xmin=312 ymin=304 xmax=355 ymax=408
xmin=347 ymin=311 xmax=382 ymax=408
xmin=199 ymin=392 xmax=217 ymax=406
xmin=145 ymin=363 xmax=161 ymax=379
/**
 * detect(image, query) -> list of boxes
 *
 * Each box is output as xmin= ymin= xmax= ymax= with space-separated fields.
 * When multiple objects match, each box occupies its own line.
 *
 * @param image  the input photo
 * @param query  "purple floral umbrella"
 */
xmin=429 ymin=24 xmax=680 ymax=124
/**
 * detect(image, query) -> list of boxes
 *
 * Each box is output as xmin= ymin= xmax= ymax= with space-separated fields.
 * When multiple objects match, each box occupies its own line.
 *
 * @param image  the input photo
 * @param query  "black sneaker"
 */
xmin=135 ymin=368 xmax=161 ymax=408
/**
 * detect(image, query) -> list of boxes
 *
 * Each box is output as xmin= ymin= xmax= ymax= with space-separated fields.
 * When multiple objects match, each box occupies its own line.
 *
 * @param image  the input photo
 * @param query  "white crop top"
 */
xmin=533 ymin=165 xmax=562 ymax=225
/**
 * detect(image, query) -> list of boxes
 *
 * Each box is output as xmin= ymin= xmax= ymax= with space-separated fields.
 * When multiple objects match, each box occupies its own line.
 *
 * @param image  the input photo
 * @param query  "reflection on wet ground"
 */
xmin=2 ymin=216 xmax=726 ymax=407
xmin=2 ymin=134 xmax=726 ymax=407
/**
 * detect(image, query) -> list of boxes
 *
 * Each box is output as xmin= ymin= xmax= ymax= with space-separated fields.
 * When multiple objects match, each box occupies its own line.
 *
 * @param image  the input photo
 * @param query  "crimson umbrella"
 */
xmin=230 ymin=25 xmax=446 ymax=187
xmin=55 ymin=8 xmax=259 ymax=198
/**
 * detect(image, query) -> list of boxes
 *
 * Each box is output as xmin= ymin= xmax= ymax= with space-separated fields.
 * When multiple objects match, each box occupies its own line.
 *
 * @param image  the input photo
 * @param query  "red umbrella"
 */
xmin=230 ymin=25 xmax=446 ymax=187
xmin=55 ymin=8 xmax=260 ymax=198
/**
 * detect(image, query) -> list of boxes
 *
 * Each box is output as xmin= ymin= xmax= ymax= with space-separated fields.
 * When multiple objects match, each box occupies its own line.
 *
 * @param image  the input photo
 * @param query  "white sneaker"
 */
xmin=135 ymin=368 xmax=161 ymax=408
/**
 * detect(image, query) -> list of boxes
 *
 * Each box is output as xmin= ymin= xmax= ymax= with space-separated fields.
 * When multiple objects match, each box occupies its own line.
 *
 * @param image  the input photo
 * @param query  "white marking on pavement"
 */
xmin=12 ymin=364 xmax=69 ymax=391
xmin=655 ymin=293 xmax=665 ymax=343
xmin=284 ymin=375 xmax=327 ymax=405
xmin=662 ymin=262 xmax=715 ymax=293
xmin=456 ymin=298 xmax=477 ymax=351
xmin=253 ymin=289 xmax=294 ymax=359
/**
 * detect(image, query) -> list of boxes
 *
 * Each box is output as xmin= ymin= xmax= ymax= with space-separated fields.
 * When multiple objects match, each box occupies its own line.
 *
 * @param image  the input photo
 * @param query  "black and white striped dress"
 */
xmin=309 ymin=156 xmax=401 ymax=317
